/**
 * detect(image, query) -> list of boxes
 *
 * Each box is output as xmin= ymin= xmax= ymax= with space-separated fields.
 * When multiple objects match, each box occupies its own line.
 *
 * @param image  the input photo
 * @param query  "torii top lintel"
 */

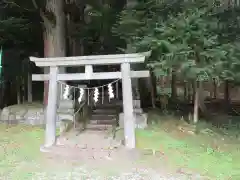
xmin=29 ymin=51 xmax=151 ymax=67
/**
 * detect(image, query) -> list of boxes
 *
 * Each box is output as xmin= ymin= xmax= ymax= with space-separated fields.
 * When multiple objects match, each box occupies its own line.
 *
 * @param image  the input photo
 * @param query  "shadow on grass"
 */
xmin=135 ymin=110 xmax=240 ymax=180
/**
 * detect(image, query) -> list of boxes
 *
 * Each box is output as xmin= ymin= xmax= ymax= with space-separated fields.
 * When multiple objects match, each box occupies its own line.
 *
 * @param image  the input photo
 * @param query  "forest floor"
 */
xmin=0 ymin=111 xmax=239 ymax=179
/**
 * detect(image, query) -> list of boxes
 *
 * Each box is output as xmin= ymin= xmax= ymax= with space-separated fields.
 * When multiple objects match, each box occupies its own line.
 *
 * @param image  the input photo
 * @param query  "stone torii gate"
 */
xmin=30 ymin=51 xmax=151 ymax=149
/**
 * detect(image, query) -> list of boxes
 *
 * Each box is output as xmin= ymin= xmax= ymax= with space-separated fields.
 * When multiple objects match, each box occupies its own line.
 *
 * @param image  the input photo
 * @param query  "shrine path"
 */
xmin=1 ymin=127 xmax=207 ymax=180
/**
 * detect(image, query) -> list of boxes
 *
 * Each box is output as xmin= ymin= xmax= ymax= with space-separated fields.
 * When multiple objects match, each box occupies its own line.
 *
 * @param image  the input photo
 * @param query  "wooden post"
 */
xmin=121 ymin=62 xmax=135 ymax=149
xmin=44 ymin=66 xmax=58 ymax=147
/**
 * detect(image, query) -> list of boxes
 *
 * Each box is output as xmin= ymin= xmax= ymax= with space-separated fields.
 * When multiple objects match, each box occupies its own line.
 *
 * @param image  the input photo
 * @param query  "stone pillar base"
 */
xmin=119 ymin=112 xmax=148 ymax=129
xmin=40 ymin=145 xmax=51 ymax=153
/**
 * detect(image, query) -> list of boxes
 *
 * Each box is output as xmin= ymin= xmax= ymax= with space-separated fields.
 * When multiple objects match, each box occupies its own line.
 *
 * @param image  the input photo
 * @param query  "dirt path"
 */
xmin=2 ymin=129 xmax=209 ymax=179
xmin=13 ymin=129 xmax=204 ymax=180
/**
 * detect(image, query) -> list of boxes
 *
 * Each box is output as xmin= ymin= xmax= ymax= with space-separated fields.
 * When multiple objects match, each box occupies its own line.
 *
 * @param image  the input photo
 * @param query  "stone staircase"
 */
xmin=86 ymin=91 xmax=122 ymax=131
xmin=57 ymin=91 xmax=148 ymax=131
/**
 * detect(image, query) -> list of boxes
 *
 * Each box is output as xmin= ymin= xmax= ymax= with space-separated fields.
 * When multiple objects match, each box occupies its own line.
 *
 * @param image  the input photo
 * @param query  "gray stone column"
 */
xmin=121 ymin=62 xmax=135 ymax=149
xmin=126 ymin=41 xmax=141 ymax=109
xmin=44 ymin=66 xmax=59 ymax=147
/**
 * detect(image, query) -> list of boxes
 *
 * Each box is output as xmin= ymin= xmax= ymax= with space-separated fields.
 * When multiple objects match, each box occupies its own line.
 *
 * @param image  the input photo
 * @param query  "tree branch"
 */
xmin=31 ymin=0 xmax=54 ymax=29
xmin=31 ymin=0 xmax=38 ymax=9
xmin=1 ymin=0 xmax=34 ymax=11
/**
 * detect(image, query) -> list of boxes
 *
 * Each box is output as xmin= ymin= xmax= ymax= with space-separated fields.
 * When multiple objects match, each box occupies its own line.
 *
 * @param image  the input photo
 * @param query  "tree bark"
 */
xmin=192 ymin=81 xmax=196 ymax=104
xmin=187 ymin=82 xmax=192 ymax=103
xmin=28 ymin=71 xmax=33 ymax=103
xmin=43 ymin=0 xmax=66 ymax=105
xmin=21 ymin=76 xmax=25 ymax=103
xmin=224 ymin=80 xmax=230 ymax=111
xmin=213 ymin=79 xmax=217 ymax=99
xmin=171 ymin=69 xmax=177 ymax=101
xmin=150 ymin=70 xmax=156 ymax=108
xmin=184 ymin=81 xmax=187 ymax=101
xmin=16 ymin=76 xmax=21 ymax=105
xmin=224 ymin=80 xmax=230 ymax=103
xmin=193 ymin=81 xmax=199 ymax=123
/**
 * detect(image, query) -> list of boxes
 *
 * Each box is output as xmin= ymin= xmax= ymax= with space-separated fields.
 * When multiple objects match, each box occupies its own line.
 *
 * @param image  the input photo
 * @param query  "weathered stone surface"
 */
xmin=133 ymin=108 xmax=143 ymax=113
xmin=133 ymin=100 xmax=141 ymax=109
xmin=135 ymin=113 xmax=148 ymax=129
xmin=119 ymin=112 xmax=148 ymax=129
xmin=0 ymin=103 xmax=44 ymax=124
xmin=58 ymin=99 xmax=74 ymax=109
xmin=0 ymin=101 xmax=76 ymax=127
xmin=119 ymin=99 xmax=147 ymax=129
xmin=57 ymin=113 xmax=74 ymax=122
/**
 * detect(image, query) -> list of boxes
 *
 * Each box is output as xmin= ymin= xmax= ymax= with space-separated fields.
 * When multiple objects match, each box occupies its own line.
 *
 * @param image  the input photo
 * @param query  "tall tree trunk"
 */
xmin=171 ymin=69 xmax=177 ymax=101
xmin=213 ymin=79 xmax=217 ymax=99
xmin=187 ymin=82 xmax=192 ymax=103
xmin=67 ymin=5 xmax=84 ymax=73
xmin=28 ymin=71 xmax=32 ymax=103
xmin=21 ymin=76 xmax=25 ymax=103
xmin=21 ymin=61 xmax=27 ymax=104
xmin=43 ymin=0 xmax=66 ymax=105
xmin=224 ymin=80 xmax=230 ymax=111
xmin=224 ymin=80 xmax=230 ymax=103
xmin=16 ymin=76 xmax=21 ymax=105
xmin=198 ymin=81 xmax=210 ymax=119
xmin=150 ymin=70 xmax=156 ymax=108
xmin=193 ymin=81 xmax=199 ymax=123
xmin=192 ymin=81 xmax=196 ymax=104
xmin=158 ymin=76 xmax=168 ymax=111
xmin=184 ymin=81 xmax=187 ymax=101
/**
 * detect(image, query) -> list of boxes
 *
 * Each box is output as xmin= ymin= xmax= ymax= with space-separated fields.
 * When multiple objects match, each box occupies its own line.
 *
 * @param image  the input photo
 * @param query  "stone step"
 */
xmin=94 ymin=103 xmax=122 ymax=109
xmin=57 ymin=108 xmax=75 ymax=114
xmin=93 ymin=103 xmax=121 ymax=108
xmin=91 ymin=114 xmax=116 ymax=120
xmin=85 ymin=124 xmax=112 ymax=131
xmin=58 ymin=99 xmax=75 ymax=109
xmin=92 ymin=107 xmax=141 ymax=114
xmin=133 ymin=108 xmax=143 ymax=113
xmin=93 ymin=99 xmax=120 ymax=105
xmin=92 ymin=108 xmax=117 ymax=114
xmin=89 ymin=119 xmax=116 ymax=125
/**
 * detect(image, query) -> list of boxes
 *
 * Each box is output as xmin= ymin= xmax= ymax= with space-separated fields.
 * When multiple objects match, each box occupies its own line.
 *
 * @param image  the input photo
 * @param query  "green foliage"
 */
xmin=156 ymin=86 xmax=171 ymax=97
xmin=113 ymin=0 xmax=240 ymax=82
xmin=70 ymin=0 xmax=124 ymax=55
xmin=0 ymin=0 xmax=40 ymax=51
xmin=0 ymin=17 xmax=29 ymax=44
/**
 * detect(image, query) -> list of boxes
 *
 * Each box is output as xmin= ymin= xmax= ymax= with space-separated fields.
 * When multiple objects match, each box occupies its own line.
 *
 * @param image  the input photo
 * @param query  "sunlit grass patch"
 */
xmin=136 ymin=112 xmax=240 ymax=179
xmin=0 ymin=124 xmax=45 ymax=177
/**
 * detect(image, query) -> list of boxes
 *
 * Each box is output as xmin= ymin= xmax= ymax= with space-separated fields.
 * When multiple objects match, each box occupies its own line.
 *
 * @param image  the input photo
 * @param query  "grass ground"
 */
xmin=0 ymin=124 xmax=44 ymax=179
xmin=135 ymin=110 xmax=240 ymax=179
xmin=0 ymin=111 xmax=240 ymax=179
xmin=0 ymin=124 xmax=163 ymax=180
